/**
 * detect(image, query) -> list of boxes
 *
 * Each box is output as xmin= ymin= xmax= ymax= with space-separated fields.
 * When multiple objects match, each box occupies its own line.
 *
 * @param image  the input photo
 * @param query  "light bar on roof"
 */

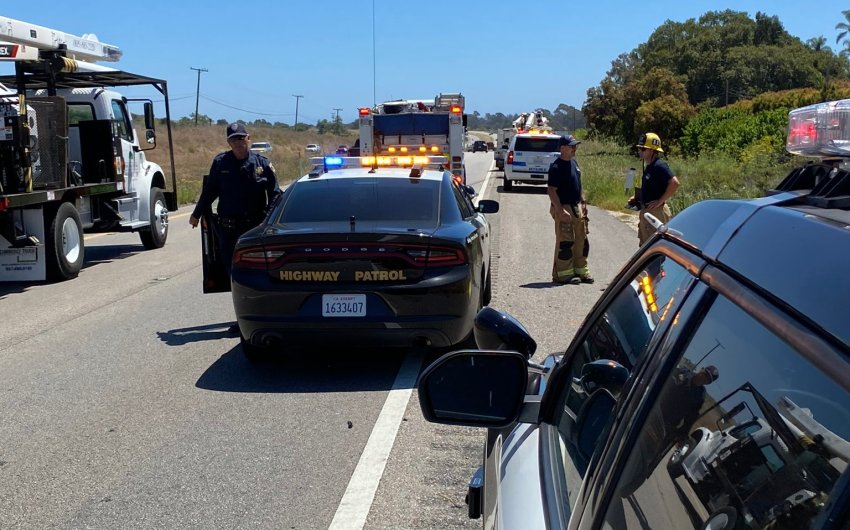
xmin=787 ymin=98 xmax=850 ymax=157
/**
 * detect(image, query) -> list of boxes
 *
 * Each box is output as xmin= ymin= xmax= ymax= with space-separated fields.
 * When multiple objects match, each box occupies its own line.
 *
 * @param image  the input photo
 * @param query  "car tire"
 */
xmin=45 ymin=201 xmax=85 ymax=281
xmin=140 ymin=187 xmax=169 ymax=249
xmin=483 ymin=268 xmax=492 ymax=306
xmin=503 ymin=177 xmax=513 ymax=191
xmin=701 ymin=506 xmax=738 ymax=530
xmin=667 ymin=442 xmax=689 ymax=478
xmin=241 ymin=334 xmax=269 ymax=363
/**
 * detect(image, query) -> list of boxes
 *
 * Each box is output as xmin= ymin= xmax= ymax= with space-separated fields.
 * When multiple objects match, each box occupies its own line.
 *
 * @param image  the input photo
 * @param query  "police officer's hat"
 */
xmin=559 ymin=134 xmax=581 ymax=147
xmin=226 ymin=122 xmax=249 ymax=139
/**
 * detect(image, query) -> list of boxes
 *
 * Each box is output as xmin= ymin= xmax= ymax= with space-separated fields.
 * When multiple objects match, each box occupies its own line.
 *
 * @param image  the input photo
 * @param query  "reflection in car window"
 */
xmin=603 ymin=295 xmax=850 ymax=530
xmin=552 ymin=255 xmax=693 ymax=510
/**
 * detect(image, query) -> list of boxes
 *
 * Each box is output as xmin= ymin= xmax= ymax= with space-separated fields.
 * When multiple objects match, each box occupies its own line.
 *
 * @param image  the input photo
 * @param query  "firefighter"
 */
xmin=547 ymin=135 xmax=593 ymax=285
xmin=633 ymin=132 xmax=680 ymax=246
xmin=189 ymin=122 xmax=281 ymax=332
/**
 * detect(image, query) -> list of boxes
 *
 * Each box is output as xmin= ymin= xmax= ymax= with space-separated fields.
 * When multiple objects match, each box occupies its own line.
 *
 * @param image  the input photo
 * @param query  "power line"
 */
xmin=199 ymin=95 xmax=294 ymax=116
xmin=189 ymin=67 xmax=208 ymax=125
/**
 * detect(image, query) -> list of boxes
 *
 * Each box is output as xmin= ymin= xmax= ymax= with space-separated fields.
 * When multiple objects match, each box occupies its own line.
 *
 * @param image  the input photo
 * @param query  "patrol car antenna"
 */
xmin=350 ymin=215 xmax=356 ymax=230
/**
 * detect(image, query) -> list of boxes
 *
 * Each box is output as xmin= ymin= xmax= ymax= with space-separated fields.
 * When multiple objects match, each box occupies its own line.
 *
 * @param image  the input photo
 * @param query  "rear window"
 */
xmin=277 ymin=177 xmax=440 ymax=224
xmin=514 ymin=137 xmax=559 ymax=152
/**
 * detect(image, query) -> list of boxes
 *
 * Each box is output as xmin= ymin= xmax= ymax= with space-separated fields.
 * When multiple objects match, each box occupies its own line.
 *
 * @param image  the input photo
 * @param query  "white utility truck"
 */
xmin=357 ymin=93 xmax=467 ymax=184
xmin=0 ymin=17 xmax=177 ymax=282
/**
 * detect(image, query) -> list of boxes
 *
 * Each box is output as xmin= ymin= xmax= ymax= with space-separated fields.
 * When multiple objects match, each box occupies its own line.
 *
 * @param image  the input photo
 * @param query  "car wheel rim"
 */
xmin=154 ymin=200 xmax=168 ymax=236
xmin=61 ymin=216 xmax=81 ymax=263
xmin=705 ymin=514 xmax=729 ymax=529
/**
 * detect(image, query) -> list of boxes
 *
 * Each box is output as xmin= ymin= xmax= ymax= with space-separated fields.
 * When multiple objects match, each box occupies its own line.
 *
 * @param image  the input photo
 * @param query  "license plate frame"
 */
xmin=322 ymin=294 xmax=367 ymax=317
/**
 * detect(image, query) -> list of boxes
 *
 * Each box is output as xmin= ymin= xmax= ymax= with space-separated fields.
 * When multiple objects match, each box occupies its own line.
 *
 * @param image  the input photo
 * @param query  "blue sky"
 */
xmin=1 ymin=1 xmax=847 ymax=124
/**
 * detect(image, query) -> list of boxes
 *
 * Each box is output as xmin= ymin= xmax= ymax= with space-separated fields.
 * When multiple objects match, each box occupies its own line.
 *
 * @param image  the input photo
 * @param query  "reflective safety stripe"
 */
xmin=574 ymin=267 xmax=589 ymax=276
xmin=556 ymin=269 xmax=574 ymax=278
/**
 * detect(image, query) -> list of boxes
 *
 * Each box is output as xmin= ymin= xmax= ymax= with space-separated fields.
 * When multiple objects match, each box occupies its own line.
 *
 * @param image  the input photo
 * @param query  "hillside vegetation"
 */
xmin=143 ymin=123 xmax=356 ymax=205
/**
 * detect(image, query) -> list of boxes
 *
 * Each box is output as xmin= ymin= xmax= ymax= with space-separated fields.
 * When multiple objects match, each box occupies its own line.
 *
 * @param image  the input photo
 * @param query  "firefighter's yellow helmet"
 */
xmin=636 ymin=132 xmax=664 ymax=153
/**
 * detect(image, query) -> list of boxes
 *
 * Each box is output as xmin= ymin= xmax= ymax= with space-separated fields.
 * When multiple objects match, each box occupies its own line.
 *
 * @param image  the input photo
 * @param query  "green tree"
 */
xmin=836 ymin=9 xmax=850 ymax=74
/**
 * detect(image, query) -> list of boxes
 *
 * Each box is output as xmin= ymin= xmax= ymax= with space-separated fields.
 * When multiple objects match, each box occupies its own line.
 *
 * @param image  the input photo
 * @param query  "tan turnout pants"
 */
xmin=550 ymin=203 xmax=589 ymax=281
xmin=638 ymin=203 xmax=672 ymax=246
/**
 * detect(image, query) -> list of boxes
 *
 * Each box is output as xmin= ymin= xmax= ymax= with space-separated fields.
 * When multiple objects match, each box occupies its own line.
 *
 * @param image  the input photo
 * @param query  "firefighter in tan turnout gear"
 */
xmin=633 ymin=132 xmax=680 ymax=246
xmin=547 ymin=135 xmax=593 ymax=285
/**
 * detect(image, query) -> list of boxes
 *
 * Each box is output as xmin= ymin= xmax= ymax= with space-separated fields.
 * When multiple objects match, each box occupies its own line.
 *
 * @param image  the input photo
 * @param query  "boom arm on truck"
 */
xmin=0 ymin=17 xmax=177 ymax=282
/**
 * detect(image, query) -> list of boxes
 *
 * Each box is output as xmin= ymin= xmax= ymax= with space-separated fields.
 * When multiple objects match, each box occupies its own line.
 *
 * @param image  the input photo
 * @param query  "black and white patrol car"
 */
xmin=206 ymin=156 xmax=498 ymax=360
xmin=418 ymin=100 xmax=850 ymax=530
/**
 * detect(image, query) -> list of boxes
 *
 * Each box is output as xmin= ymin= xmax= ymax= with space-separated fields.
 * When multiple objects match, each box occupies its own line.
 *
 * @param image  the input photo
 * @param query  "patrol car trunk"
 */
xmin=234 ymin=223 xmax=467 ymax=285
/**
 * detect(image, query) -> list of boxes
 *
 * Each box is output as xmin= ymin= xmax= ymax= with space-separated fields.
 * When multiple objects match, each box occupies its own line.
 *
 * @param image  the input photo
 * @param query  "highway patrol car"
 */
xmin=205 ymin=156 xmax=498 ymax=360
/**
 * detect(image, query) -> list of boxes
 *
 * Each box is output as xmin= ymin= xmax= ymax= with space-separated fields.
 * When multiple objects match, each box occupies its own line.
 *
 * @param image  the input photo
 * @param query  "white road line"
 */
xmin=328 ymin=351 xmax=424 ymax=530
xmin=473 ymin=159 xmax=496 ymax=206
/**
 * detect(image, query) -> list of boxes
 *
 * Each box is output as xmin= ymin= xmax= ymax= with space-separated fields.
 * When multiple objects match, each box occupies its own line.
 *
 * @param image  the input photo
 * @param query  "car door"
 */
xmin=483 ymin=246 xmax=700 ymax=529
xmin=199 ymin=174 xmax=230 ymax=294
xmin=576 ymin=269 xmax=850 ymax=530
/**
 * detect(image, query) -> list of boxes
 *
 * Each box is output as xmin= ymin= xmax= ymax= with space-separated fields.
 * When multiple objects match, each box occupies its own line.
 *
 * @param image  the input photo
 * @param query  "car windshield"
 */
xmin=515 ymin=137 xmax=560 ymax=152
xmin=275 ymin=177 xmax=441 ymax=225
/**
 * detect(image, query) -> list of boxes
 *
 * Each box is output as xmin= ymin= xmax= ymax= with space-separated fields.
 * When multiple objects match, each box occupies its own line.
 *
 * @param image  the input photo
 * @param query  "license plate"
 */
xmin=322 ymin=294 xmax=367 ymax=317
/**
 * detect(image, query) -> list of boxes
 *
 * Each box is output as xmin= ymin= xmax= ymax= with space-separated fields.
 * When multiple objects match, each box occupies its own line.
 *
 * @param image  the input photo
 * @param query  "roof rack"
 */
xmin=769 ymin=162 xmax=850 ymax=209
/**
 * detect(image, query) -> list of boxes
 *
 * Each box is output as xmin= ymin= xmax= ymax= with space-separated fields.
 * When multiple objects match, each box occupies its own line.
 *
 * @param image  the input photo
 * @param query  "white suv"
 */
xmin=503 ymin=132 xmax=561 ymax=191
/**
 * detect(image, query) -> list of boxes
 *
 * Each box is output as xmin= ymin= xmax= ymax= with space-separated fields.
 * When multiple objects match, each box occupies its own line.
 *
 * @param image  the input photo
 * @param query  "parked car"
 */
xmin=335 ymin=145 xmax=349 ymax=155
xmin=418 ymin=150 xmax=850 ymax=529
xmin=486 ymin=141 xmax=495 ymax=151
xmin=249 ymin=141 xmax=273 ymax=154
xmin=217 ymin=157 xmax=498 ymax=361
xmin=305 ymin=144 xmax=322 ymax=153
xmin=472 ymin=140 xmax=488 ymax=153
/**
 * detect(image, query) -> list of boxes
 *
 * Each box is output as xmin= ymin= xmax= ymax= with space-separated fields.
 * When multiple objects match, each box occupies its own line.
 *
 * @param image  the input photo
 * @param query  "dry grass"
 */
xmin=143 ymin=123 xmax=358 ymax=205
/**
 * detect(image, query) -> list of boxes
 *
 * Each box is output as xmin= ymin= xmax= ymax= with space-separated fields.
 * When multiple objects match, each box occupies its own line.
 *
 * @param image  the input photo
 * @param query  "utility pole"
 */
xmin=292 ymin=94 xmax=304 ymax=131
xmin=190 ymin=67 xmax=208 ymax=125
xmin=333 ymin=107 xmax=343 ymax=134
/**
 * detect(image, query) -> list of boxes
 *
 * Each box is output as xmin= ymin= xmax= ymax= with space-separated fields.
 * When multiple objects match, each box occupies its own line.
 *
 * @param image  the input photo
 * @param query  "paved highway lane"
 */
xmin=0 ymin=152 xmax=640 ymax=529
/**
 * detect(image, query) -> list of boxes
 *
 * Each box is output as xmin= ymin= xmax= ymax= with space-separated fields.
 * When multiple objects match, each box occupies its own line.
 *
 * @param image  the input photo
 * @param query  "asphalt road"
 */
xmin=0 ymin=152 xmax=639 ymax=529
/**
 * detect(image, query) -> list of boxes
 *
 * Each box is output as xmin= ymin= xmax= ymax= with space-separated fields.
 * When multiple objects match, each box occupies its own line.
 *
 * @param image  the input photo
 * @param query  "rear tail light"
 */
xmin=233 ymin=246 xmax=286 ymax=269
xmin=506 ymin=151 xmax=514 ymax=164
xmin=406 ymin=245 xmax=467 ymax=267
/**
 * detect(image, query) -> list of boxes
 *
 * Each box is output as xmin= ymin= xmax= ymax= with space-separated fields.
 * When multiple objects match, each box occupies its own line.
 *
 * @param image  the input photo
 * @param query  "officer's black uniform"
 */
xmin=192 ymin=150 xmax=281 ymax=277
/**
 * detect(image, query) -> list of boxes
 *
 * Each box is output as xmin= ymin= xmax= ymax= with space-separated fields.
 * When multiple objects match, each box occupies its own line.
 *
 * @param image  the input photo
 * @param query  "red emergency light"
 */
xmin=358 ymin=108 xmax=370 ymax=116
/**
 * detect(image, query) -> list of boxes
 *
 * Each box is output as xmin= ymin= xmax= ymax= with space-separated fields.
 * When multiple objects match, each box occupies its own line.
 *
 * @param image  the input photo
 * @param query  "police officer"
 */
xmin=633 ymin=132 xmax=680 ymax=246
xmin=189 ymin=123 xmax=281 ymax=329
xmin=547 ymin=134 xmax=593 ymax=285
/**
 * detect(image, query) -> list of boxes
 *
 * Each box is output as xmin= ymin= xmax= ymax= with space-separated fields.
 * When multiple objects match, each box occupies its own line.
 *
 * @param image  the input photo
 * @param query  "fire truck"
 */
xmin=357 ymin=93 xmax=467 ymax=184
xmin=0 ymin=17 xmax=177 ymax=282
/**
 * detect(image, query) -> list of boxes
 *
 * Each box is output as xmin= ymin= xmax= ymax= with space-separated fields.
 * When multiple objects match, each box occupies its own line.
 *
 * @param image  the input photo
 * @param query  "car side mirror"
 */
xmin=145 ymin=129 xmax=156 ymax=145
xmin=575 ymin=388 xmax=617 ymax=461
xmin=144 ymin=101 xmax=156 ymax=131
xmin=418 ymin=349 xmax=529 ymax=428
xmin=579 ymin=360 xmax=630 ymax=396
xmin=476 ymin=199 xmax=500 ymax=215
xmin=472 ymin=307 xmax=536 ymax=359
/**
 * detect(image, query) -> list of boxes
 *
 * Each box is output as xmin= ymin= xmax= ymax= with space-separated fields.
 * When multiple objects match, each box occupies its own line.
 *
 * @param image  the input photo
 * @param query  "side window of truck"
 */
xmin=67 ymin=103 xmax=95 ymax=125
xmin=110 ymin=100 xmax=132 ymax=141
xmin=602 ymin=295 xmax=850 ymax=530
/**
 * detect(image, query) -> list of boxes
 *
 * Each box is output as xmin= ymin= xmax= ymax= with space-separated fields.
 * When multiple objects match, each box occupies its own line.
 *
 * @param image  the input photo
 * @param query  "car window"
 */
xmin=110 ymin=99 xmax=132 ymax=141
xmin=451 ymin=182 xmax=475 ymax=218
xmin=551 ymin=255 xmax=694 ymax=509
xmin=67 ymin=103 xmax=95 ymax=125
xmin=602 ymin=295 xmax=850 ymax=530
xmin=514 ymin=137 xmax=560 ymax=152
xmin=276 ymin=178 xmax=440 ymax=225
